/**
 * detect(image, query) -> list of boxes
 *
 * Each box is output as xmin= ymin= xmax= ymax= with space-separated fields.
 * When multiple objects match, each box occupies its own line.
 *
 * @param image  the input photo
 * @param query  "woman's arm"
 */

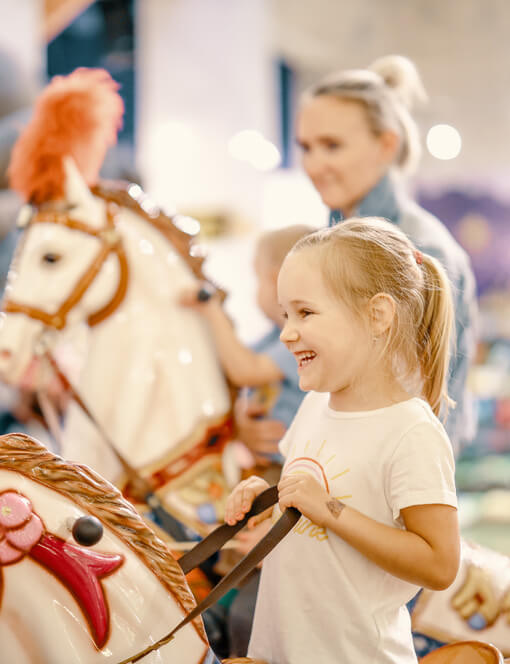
xmin=278 ymin=474 xmax=460 ymax=591
xmin=180 ymin=288 xmax=284 ymax=387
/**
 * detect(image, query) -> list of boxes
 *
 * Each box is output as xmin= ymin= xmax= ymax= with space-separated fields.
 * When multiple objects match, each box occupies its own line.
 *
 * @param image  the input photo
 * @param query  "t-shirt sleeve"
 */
xmin=387 ymin=420 xmax=458 ymax=521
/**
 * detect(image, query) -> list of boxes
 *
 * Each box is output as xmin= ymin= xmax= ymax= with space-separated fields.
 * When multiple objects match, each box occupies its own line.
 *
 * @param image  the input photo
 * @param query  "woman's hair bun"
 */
xmin=369 ymin=55 xmax=428 ymax=109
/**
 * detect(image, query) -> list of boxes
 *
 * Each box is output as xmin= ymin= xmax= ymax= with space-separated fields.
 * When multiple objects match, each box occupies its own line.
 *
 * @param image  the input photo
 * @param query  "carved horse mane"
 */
xmin=92 ymin=182 xmax=206 ymax=280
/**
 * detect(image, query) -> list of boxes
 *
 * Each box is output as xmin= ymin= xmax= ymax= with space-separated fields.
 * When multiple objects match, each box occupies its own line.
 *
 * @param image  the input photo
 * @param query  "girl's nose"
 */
xmin=280 ymin=322 xmax=299 ymax=344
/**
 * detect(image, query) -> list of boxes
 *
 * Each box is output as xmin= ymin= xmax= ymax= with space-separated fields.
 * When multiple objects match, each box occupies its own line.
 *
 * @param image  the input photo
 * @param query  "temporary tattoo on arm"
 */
xmin=326 ymin=498 xmax=345 ymax=519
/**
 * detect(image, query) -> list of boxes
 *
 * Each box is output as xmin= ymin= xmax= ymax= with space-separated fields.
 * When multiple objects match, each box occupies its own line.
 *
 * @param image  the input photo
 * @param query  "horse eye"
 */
xmin=72 ymin=516 xmax=104 ymax=546
xmin=42 ymin=252 xmax=61 ymax=265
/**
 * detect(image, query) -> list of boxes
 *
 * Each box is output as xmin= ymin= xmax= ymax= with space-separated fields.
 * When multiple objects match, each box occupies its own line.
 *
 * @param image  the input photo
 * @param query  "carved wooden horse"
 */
xmin=0 ymin=68 xmax=238 ymax=535
xmin=0 ymin=431 xmax=269 ymax=663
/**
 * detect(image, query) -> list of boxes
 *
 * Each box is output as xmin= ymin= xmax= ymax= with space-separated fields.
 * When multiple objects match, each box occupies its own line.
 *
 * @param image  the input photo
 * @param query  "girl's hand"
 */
xmin=278 ymin=474 xmax=331 ymax=527
xmin=224 ymin=476 xmax=270 ymax=526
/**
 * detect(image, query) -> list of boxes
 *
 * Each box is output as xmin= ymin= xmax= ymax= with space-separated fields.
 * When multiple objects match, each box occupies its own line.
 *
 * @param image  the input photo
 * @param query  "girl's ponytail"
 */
xmin=416 ymin=254 xmax=455 ymax=417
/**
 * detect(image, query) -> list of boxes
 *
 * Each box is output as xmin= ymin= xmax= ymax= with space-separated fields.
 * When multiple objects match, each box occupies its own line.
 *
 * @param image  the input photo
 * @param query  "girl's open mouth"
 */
xmin=295 ymin=351 xmax=317 ymax=369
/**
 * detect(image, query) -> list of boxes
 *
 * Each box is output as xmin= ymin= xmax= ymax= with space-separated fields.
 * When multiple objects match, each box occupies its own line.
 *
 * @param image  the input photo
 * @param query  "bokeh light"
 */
xmin=426 ymin=124 xmax=462 ymax=160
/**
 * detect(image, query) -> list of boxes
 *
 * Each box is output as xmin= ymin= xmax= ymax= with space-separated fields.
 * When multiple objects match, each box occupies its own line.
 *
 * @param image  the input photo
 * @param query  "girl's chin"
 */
xmin=298 ymin=375 xmax=315 ymax=392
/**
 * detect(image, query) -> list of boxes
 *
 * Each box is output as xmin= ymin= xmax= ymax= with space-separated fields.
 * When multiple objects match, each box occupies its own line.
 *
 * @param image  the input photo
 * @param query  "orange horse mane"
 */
xmin=8 ymin=68 xmax=124 ymax=205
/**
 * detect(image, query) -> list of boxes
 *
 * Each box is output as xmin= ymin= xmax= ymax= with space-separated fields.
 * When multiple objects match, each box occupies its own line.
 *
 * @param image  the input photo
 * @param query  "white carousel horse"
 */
xmin=0 ymin=69 xmax=237 ymax=533
xmin=0 ymin=431 xmax=265 ymax=664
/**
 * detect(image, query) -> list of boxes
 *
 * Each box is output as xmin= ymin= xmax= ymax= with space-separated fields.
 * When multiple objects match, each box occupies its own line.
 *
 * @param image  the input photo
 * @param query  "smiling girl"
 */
xmin=225 ymin=217 xmax=460 ymax=663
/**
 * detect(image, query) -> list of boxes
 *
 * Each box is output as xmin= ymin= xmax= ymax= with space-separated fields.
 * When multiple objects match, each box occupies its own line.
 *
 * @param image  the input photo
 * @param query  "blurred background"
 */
xmin=1 ymin=0 xmax=510 ymax=553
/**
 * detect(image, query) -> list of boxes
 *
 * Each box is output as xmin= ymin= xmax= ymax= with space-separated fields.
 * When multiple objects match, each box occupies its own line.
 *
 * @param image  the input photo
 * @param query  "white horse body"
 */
xmin=61 ymin=199 xmax=230 ymax=476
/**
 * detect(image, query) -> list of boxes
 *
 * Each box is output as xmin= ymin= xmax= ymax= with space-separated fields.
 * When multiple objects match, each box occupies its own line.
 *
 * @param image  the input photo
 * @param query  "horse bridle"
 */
xmin=3 ymin=204 xmax=129 ymax=330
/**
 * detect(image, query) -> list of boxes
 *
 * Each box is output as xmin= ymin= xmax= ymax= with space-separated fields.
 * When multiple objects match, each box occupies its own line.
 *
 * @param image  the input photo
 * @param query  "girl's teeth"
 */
xmin=298 ymin=352 xmax=316 ymax=367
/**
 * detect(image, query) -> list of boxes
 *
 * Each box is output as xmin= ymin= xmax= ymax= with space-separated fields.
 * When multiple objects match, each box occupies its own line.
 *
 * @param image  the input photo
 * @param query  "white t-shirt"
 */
xmin=248 ymin=392 xmax=457 ymax=664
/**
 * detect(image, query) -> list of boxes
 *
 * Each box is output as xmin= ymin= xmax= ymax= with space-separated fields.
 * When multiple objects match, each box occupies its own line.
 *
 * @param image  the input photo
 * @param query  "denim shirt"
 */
xmin=330 ymin=175 xmax=478 ymax=454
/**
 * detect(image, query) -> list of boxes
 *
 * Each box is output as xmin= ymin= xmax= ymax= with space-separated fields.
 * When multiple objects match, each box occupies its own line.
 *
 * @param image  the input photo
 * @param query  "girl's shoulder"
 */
xmin=391 ymin=398 xmax=454 ymax=460
xmin=392 ymin=396 xmax=448 ymax=434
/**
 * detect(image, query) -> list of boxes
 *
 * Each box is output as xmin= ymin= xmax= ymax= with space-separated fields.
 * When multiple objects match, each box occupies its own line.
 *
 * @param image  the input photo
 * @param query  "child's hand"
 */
xmin=278 ymin=474 xmax=331 ymax=527
xmin=224 ymin=476 xmax=270 ymax=526
xmin=234 ymin=396 xmax=286 ymax=463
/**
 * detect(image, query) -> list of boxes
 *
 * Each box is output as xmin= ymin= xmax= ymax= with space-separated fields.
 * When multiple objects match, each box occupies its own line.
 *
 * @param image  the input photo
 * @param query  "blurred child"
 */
xmin=181 ymin=224 xmax=313 ymax=464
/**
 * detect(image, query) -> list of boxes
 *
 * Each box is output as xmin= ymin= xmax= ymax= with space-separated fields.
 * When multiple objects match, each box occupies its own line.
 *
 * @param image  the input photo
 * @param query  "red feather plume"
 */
xmin=8 ymin=68 xmax=124 ymax=205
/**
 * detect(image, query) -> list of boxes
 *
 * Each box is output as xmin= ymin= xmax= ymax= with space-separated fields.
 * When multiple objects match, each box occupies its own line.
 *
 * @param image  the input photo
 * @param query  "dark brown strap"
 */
xmin=117 ymin=486 xmax=300 ymax=663
xmin=178 ymin=484 xmax=281 ymax=573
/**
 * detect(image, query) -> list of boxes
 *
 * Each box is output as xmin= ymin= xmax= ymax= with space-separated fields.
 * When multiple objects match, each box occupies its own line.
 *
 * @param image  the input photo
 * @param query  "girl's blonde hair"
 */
xmin=304 ymin=55 xmax=427 ymax=174
xmin=292 ymin=217 xmax=454 ymax=417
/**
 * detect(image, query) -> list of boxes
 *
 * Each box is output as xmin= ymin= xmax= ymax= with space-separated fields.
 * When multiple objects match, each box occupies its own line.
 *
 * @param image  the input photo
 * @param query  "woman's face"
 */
xmin=296 ymin=95 xmax=397 ymax=215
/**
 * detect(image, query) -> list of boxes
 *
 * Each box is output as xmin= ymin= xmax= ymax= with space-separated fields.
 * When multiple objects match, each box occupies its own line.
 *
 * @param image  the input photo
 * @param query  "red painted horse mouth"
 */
xmin=30 ymin=533 xmax=123 ymax=648
xmin=0 ymin=490 xmax=124 ymax=649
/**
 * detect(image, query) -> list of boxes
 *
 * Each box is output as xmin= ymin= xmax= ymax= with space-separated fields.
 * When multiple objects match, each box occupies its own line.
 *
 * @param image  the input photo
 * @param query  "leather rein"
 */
xmin=116 ymin=485 xmax=300 ymax=664
xmin=3 ymin=204 xmax=129 ymax=330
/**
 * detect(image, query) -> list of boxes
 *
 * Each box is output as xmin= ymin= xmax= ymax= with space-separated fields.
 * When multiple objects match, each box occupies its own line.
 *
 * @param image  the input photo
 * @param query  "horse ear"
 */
xmin=63 ymin=156 xmax=96 ymax=208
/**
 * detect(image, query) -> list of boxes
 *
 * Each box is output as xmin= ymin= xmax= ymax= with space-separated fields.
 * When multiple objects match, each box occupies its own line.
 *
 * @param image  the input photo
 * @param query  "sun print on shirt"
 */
xmin=280 ymin=439 xmax=352 ymax=542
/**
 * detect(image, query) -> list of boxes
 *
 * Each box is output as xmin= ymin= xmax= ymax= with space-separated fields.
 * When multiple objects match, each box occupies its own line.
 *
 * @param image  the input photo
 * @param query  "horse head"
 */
xmin=0 ymin=431 xmax=219 ymax=663
xmin=0 ymin=68 xmax=126 ymax=384
xmin=0 ymin=157 xmax=127 ymax=384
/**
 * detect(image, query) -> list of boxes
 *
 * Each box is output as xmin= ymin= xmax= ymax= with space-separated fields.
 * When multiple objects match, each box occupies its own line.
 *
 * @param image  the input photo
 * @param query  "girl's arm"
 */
xmin=180 ymin=288 xmax=284 ymax=387
xmin=278 ymin=474 xmax=460 ymax=591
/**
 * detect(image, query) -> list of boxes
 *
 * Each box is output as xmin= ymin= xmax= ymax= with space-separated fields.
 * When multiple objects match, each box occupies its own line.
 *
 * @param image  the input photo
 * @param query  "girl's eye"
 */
xmin=300 ymin=309 xmax=313 ymax=318
xmin=325 ymin=140 xmax=342 ymax=151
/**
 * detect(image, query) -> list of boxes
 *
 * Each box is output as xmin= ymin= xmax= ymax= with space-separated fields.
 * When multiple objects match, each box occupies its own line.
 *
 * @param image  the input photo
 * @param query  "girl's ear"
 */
xmin=369 ymin=293 xmax=396 ymax=336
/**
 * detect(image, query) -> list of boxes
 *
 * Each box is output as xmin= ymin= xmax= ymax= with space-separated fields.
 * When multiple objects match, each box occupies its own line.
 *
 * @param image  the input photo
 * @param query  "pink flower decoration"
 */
xmin=0 ymin=492 xmax=43 ymax=564
xmin=0 ymin=492 xmax=31 ymax=528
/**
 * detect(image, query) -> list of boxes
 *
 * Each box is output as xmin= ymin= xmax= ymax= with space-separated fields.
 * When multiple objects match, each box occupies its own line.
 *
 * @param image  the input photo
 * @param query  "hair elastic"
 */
xmin=414 ymin=250 xmax=423 ymax=265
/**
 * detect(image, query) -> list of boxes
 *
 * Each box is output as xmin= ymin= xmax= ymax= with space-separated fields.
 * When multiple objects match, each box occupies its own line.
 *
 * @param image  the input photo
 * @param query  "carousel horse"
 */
xmin=0 ymin=431 xmax=267 ymax=664
xmin=0 ymin=68 xmax=237 ymax=536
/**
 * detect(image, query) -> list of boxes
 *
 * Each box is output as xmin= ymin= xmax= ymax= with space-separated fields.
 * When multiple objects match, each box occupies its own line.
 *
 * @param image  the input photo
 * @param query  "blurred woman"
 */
xmin=239 ymin=55 xmax=477 ymax=456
